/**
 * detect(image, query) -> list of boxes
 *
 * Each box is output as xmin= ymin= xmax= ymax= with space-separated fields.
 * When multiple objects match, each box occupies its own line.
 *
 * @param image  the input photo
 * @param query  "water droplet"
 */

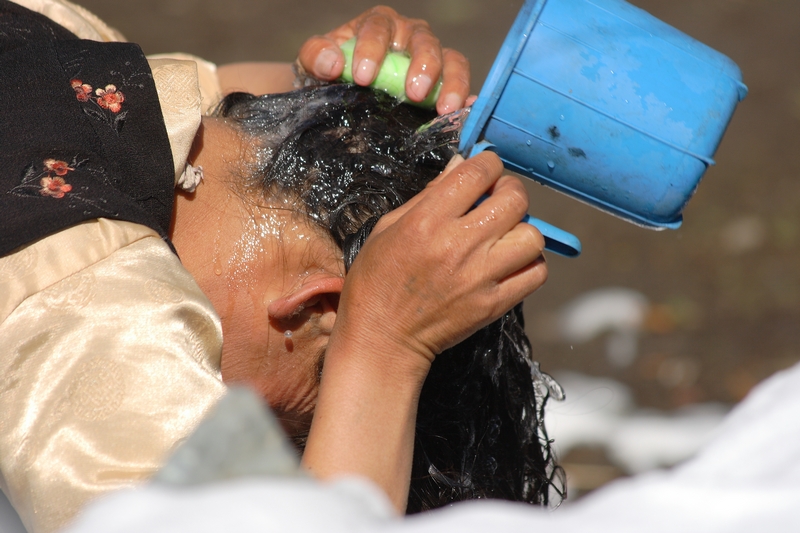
xmin=547 ymin=161 xmax=555 ymax=170
xmin=526 ymin=139 xmax=532 ymax=146
xmin=284 ymin=330 xmax=293 ymax=338
xmin=560 ymin=115 xmax=565 ymax=121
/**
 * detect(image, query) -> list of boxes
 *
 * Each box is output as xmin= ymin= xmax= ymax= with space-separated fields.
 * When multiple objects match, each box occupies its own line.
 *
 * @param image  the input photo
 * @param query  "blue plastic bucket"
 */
xmin=460 ymin=0 xmax=747 ymax=257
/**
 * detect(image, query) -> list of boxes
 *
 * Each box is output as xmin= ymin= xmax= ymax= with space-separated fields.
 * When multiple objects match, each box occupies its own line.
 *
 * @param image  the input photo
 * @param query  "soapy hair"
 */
xmin=217 ymin=84 xmax=565 ymax=511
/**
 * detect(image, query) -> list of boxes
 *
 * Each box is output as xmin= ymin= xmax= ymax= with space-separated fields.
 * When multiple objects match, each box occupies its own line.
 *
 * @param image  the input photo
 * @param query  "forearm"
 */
xmin=301 ymin=333 xmax=430 ymax=513
xmin=217 ymin=62 xmax=296 ymax=95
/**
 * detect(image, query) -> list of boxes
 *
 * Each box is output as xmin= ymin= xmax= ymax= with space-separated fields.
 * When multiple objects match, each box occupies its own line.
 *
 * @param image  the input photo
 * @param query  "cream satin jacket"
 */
xmin=1 ymin=2 xmax=228 ymax=532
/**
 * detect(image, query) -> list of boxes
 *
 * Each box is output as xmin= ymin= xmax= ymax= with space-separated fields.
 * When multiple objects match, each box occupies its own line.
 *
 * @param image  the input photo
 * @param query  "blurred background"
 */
xmin=2 ymin=0 xmax=797 ymax=530
xmin=65 ymin=0 xmax=800 ymax=500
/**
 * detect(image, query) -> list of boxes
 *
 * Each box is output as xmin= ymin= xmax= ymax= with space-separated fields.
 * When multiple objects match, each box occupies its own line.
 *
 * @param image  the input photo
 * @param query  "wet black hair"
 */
xmin=217 ymin=84 xmax=565 ymax=511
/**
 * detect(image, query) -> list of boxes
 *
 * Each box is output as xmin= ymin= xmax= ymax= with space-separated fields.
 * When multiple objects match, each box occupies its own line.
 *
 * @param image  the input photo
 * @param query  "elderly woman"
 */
xmin=210 ymin=84 xmax=565 ymax=511
xmin=0 ymin=1 xmax=547 ymax=532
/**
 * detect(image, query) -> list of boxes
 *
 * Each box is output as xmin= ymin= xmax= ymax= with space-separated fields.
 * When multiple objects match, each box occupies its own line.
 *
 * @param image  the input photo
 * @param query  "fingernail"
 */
xmin=354 ymin=58 xmax=377 ymax=85
xmin=408 ymin=74 xmax=432 ymax=102
xmin=314 ymin=49 xmax=340 ymax=79
xmin=443 ymin=155 xmax=465 ymax=173
xmin=439 ymin=92 xmax=462 ymax=114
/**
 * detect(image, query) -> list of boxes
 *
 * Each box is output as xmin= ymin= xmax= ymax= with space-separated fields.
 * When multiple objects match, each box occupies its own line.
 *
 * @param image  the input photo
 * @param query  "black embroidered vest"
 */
xmin=0 ymin=0 xmax=175 ymax=256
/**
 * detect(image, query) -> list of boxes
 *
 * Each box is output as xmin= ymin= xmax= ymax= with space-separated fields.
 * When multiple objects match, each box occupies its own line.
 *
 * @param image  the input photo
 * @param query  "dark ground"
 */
xmin=79 ymin=0 xmax=800 ymax=490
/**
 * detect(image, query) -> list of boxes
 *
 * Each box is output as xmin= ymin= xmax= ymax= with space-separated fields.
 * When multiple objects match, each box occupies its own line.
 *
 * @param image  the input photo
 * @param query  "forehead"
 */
xmin=227 ymin=202 xmax=343 ymax=280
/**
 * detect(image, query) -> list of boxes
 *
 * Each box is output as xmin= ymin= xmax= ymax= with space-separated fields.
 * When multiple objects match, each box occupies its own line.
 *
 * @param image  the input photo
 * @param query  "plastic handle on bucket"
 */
xmin=469 ymin=141 xmax=582 ymax=258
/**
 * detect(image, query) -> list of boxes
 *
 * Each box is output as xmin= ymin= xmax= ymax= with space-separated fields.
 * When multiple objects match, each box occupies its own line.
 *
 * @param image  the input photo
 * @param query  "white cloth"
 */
xmin=65 ymin=362 xmax=800 ymax=532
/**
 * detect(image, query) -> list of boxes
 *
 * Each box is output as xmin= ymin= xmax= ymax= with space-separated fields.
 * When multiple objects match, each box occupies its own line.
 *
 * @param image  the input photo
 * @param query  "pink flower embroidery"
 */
xmin=39 ymin=176 xmax=73 ymax=198
xmin=71 ymin=79 xmax=92 ymax=102
xmin=43 ymin=158 xmax=74 ymax=176
xmin=95 ymin=85 xmax=125 ymax=113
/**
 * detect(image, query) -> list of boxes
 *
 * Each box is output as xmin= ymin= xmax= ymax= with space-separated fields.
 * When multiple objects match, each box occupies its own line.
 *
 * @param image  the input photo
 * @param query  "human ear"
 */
xmin=267 ymin=273 xmax=344 ymax=332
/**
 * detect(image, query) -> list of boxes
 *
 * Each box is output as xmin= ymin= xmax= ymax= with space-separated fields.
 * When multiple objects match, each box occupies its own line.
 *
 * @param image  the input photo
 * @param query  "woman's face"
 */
xmin=172 ymin=118 xmax=346 ymax=439
xmin=214 ymin=204 xmax=345 ymax=438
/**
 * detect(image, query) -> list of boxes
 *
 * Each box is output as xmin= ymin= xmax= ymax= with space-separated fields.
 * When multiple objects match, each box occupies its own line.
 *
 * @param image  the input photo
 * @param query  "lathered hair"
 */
xmin=217 ymin=84 xmax=565 ymax=512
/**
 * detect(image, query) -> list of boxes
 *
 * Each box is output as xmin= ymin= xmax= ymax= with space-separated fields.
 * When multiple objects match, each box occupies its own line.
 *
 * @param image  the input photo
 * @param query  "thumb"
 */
xmin=298 ymin=36 xmax=346 ymax=80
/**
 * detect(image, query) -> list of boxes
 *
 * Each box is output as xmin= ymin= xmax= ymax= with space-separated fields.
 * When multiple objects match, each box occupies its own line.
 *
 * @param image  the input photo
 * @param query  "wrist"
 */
xmin=303 ymin=330 xmax=428 ymax=512
xmin=327 ymin=310 xmax=433 ymax=388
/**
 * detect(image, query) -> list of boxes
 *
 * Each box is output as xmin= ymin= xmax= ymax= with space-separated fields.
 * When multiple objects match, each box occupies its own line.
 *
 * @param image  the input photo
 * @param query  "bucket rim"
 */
xmin=458 ymin=0 xmax=549 ymax=155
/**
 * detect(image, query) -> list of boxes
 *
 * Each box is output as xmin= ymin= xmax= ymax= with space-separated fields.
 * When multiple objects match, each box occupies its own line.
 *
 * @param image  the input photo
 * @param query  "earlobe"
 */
xmin=267 ymin=273 xmax=344 ymax=320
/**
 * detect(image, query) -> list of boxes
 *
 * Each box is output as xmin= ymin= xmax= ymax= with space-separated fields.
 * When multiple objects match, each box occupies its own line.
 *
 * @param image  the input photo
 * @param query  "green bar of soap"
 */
xmin=339 ymin=38 xmax=441 ymax=109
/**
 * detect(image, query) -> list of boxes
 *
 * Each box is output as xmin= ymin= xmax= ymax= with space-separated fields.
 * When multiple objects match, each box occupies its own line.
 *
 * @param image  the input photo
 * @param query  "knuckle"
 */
xmin=455 ymin=162 xmax=487 ymax=189
xmin=407 ymin=17 xmax=432 ymax=32
xmin=441 ymin=50 xmax=471 ymax=91
xmin=298 ymin=36 xmax=321 ymax=56
xmin=468 ymin=152 xmax=503 ymax=181
xmin=371 ymin=5 xmax=400 ymax=17
xmin=360 ymin=15 xmax=392 ymax=34
xmin=355 ymin=8 xmax=392 ymax=31
xmin=443 ymin=48 xmax=468 ymax=66
xmin=409 ymin=32 xmax=442 ymax=59
xmin=504 ymin=180 xmax=529 ymax=211
xmin=405 ymin=208 xmax=436 ymax=237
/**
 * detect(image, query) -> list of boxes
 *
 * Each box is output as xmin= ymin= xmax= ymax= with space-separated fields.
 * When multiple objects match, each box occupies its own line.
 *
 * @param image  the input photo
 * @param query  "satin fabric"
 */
xmin=10 ymin=0 xmax=126 ymax=42
xmin=0 ymin=220 xmax=227 ymax=533
xmin=2 ymin=2 xmax=229 ymax=532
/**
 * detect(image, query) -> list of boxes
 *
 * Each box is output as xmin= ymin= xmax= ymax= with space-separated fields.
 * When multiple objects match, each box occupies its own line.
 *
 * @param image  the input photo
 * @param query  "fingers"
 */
xmin=298 ymin=35 xmax=346 ymax=80
xmin=423 ymin=151 xmax=505 ymax=219
xmin=489 ymin=221 xmax=546 ymax=280
xmin=436 ymin=48 xmax=471 ymax=114
xmin=350 ymin=8 xmax=396 ymax=85
xmin=404 ymin=23 xmax=443 ymax=103
xmin=476 ymin=224 xmax=547 ymax=325
xmin=370 ymin=154 xmax=466 ymax=236
xmin=496 ymin=253 xmax=549 ymax=309
xmin=298 ymin=7 xmax=471 ymax=114
xmin=378 ymin=154 xmax=532 ymax=261
xmin=463 ymin=175 xmax=531 ymax=238
xmin=431 ymin=154 xmax=464 ymax=186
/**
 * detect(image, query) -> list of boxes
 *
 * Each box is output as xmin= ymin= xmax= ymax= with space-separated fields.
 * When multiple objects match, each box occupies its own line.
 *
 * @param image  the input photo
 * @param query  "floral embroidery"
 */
xmin=8 ymin=155 xmax=114 ymax=214
xmin=44 ymin=158 xmax=74 ymax=176
xmin=71 ymin=79 xmax=92 ymax=102
xmin=9 ymin=158 xmax=77 ymax=199
xmin=39 ymin=176 xmax=73 ymax=198
xmin=70 ymin=79 xmax=127 ymax=133
xmin=95 ymin=85 xmax=125 ymax=113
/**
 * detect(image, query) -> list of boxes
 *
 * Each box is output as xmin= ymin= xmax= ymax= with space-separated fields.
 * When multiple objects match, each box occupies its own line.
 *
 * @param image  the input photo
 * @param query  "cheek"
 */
xmin=220 ymin=314 xmax=323 ymax=437
xmin=252 ymin=348 xmax=322 ymax=438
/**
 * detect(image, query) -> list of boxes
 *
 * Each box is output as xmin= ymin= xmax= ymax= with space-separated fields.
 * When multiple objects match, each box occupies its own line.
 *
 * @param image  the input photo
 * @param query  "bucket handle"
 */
xmin=468 ymin=141 xmax=582 ymax=258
